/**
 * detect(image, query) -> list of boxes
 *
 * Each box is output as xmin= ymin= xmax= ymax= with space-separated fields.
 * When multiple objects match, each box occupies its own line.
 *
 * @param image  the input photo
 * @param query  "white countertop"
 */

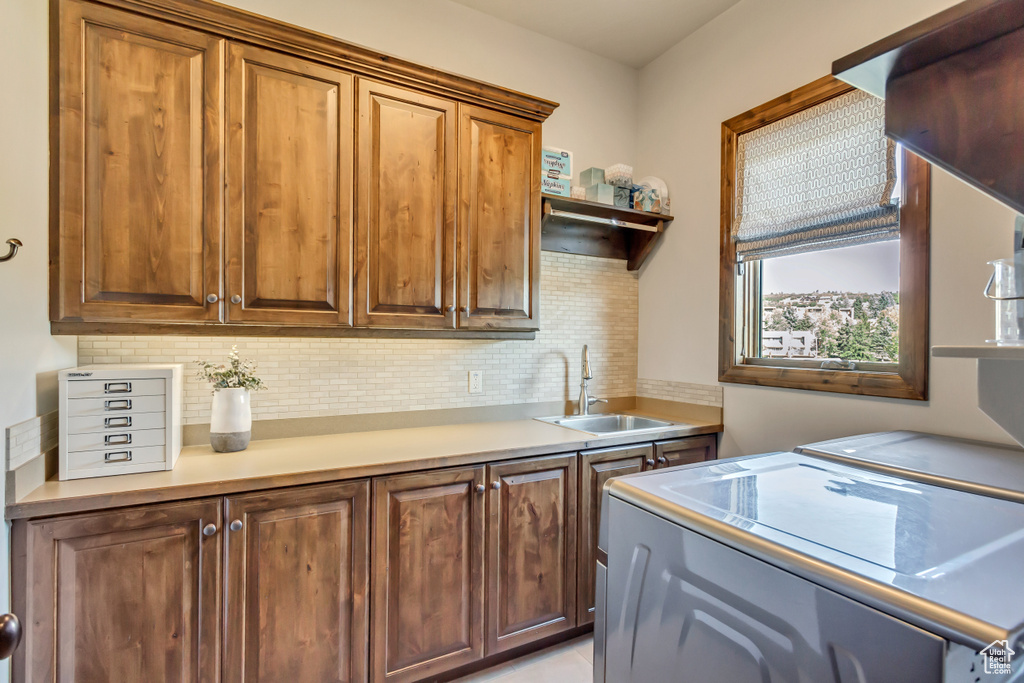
xmin=8 ymin=410 xmax=721 ymax=519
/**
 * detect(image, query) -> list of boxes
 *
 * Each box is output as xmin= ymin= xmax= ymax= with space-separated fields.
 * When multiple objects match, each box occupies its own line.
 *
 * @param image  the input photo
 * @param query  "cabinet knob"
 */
xmin=0 ymin=614 xmax=21 ymax=661
xmin=229 ymin=519 xmax=243 ymax=532
xmin=461 ymin=306 xmax=470 ymax=313
xmin=656 ymin=456 xmax=668 ymax=466
xmin=475 ymin=484 xmax=485 ymax=493
xmin=491 ymin=481 xmax=501 ymax=490
xmin=645 ymin=458 xmax=655 ymax=468
xmin=230 ymin=295 xmax=242 ymax=305
xmin=206 ymin=293 xmax=219 ymax=304
xmin=203 ymin=523 xmax=217 ymax=537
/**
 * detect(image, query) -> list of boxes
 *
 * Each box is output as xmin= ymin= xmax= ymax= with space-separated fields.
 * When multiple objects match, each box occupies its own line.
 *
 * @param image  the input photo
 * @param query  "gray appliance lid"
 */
xmin=796 ymin=431 xmax=1024 ymax=504
xmin=608 ymin=452 xmax=1024 ymax=650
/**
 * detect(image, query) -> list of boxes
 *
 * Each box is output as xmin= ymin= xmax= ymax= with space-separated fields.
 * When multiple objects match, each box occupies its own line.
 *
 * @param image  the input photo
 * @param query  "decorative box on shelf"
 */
xmin=542 ymin=147 xmax=573 ymax=177
xmin=541 ymin=173 xmax=571 ymax=197
xmin=58 ymin=364 xmax=183 ymax=480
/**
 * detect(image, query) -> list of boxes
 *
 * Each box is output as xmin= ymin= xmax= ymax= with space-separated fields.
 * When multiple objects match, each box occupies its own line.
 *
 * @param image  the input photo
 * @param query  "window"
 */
xmin=719 ymin=75 xmax=931 ymax=400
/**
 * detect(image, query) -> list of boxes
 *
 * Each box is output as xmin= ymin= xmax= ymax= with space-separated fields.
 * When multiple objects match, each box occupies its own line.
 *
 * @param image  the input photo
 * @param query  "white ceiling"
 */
xmin=448 ymin=0 xmax=741 ymax=68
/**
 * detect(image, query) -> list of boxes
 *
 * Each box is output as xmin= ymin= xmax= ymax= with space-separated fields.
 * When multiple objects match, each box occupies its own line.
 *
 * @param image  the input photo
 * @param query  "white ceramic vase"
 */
xmin=210 ymin=387 xmax=252 ymax=452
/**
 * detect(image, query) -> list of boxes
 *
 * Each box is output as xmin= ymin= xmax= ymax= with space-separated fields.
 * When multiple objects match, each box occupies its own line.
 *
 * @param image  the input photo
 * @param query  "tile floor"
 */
xmin=452 ymin=635 xmax=593 ymax=682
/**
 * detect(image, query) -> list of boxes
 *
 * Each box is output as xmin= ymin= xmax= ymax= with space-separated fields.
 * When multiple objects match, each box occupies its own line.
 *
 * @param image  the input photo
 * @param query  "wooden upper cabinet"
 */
xmin=223 ymin=481 xmax=369 ymax=683
xmin=53 ymin=0 xmax=224 ymax=323
xmin=225 ymin=43 xmax=354 ymax=326
xmin=487 ymin=453 xmax=577 ymax=653
xmin=356 ymin=81 xmax=457 ymax=328
xmin=577 ymin=444 xmax=651 ymax=625
xmin=458 ymin=105 xmax=542 ymax=331
xmin=371 ymin=467 xmax=486 ymax=682
xmin=13 ymin=498 xmax=223 ymax=683
xmin=51 ymin=0 xmax=555 ymax=336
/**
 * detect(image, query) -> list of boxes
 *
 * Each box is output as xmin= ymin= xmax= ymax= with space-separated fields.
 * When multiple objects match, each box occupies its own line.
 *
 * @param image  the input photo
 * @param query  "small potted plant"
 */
xmin=196 ymin=345 xmax=266 ymax=452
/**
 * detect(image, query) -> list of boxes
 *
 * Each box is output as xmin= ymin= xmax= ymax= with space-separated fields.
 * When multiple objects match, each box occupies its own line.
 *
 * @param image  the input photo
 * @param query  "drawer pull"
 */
xmin=104 ymin=399 xmax=132 ymax=411
xmin=104 ymin=416 xmax=132 ymax=428
xmin=104 ymin=382 xmax=132 ymax=394
xmin=104 ymin=434 xmax=131 ymax=445
xmin=103 ymin=451 xmax=132 ymax=463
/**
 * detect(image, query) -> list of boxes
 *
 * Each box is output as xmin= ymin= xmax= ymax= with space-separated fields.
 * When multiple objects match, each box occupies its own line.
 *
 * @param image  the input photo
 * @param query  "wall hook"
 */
xmin=0 ymin=239 xmax=22 ymax=263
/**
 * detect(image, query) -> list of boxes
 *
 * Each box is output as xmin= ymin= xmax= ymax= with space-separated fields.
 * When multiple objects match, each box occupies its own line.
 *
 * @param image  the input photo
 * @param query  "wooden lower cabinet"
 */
xmin=487 ymin=453 xmax=577 ymax=653
xmin=371 ymin=466 xmax=487 ymax=682
xmin=12 ymin=498 xmax=223 ymax=683
xmin=11 ymin=434 xmax=718 ymax=683
xmin=577 ymin=443 xmax=652 ymax=625
xmin=223 ymin=481 xmax=369 ymax=683
xmin=654 ymin=434 xmax=718 ymax=468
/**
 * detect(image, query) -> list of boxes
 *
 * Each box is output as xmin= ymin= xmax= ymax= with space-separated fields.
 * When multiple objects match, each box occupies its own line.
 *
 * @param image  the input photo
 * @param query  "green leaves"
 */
xmin=195 ymin=345 xmax=267 ymax=392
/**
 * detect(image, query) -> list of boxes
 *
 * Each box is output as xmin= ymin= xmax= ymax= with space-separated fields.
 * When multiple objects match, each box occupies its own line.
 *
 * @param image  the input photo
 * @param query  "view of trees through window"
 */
xmin=758 ymin=240 xmax=901 ymax=363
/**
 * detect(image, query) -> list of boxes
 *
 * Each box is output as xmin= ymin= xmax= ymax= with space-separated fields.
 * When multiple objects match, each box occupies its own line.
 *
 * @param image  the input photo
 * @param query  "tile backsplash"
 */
xmin=79 ymin=252 xmax=639 ymax=425
xmin=5 ymin=410 xmax=58 ymax=471
xmin=637 ymin=378 xmax=724 ymax=408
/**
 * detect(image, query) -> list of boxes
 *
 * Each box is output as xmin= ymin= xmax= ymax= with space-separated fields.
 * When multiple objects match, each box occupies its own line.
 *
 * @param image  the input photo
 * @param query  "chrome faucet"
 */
xmin=578 ymin=345 xmax=607 ymax=416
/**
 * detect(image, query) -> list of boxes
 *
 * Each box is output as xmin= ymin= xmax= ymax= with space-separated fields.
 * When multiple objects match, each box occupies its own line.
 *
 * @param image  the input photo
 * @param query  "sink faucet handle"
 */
xmin=588 ymin=396 xmax=607 ymax=407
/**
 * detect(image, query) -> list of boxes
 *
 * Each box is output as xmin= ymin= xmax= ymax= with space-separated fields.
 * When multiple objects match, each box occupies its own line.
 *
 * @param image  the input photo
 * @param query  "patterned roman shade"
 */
xmin=733 ymin=89 xmax=898 ymax=261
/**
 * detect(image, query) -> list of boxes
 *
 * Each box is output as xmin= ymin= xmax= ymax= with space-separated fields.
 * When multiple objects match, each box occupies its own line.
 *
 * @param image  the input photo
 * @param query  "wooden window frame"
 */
xmin=719 ymin=75 xmax=931 ymax=401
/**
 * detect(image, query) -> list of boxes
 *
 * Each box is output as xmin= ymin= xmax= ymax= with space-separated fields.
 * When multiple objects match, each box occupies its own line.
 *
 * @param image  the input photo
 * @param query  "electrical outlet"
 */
xmin=468 ymin=370 xmax=483 ymax=394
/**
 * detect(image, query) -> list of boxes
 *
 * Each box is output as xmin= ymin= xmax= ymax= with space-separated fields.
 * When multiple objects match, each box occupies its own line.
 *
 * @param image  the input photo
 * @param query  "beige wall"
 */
xmin=634 ymin=0 xmax=1020 ymax=457
xmin=229 ymin=0 xmax=639 ymax=175
xmin=81 ymin=253 xmax=639 ymax=423
xmin=0 ymin=0 xmax=78 ymax=660
xmin=1 ymin=1 xmax=642 ymax=677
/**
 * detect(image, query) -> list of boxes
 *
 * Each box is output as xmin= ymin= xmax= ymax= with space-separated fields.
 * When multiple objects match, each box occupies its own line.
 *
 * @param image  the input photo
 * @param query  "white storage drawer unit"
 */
xmin=59 ymin=364 xmax=183 ymax=480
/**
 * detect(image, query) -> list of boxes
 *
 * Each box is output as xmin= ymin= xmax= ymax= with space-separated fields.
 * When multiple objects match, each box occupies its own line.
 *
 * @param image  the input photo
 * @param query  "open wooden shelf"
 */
xmin=540 ymin=194 xmax=673 ymax=271
xmin=932 ymin=345 xmax=1024 ymax=360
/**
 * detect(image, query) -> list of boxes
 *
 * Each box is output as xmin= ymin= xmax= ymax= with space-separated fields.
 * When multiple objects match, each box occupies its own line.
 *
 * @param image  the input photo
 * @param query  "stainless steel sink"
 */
xmin=536 ymin=413 xmax=681 ymax=436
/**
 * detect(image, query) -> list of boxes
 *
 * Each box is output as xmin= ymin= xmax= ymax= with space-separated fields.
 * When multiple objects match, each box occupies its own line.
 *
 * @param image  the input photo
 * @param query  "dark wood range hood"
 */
xmin=833 ymin=0 xmax=1024 ymax=215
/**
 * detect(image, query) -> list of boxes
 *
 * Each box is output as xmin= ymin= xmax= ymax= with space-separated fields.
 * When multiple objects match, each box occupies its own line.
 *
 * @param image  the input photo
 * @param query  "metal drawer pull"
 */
xmin=104 ymin=382 xmax=132 ymax=394
xmin=203 ymin=524 xmax=217 ymax=537
xmin=229 ymin=520 xmax=243 ymax=532
xmin=104 ymin=451 xmax=132 ymax=463
xmin=104 ymin=416 xmax=131 ymax=428
xmin=656 ymin=456 xmax=668 ymax=466
xmin=104 ymin=399 xmax=132 ymax=411
xmin=104 ymin=434 xmax=131 ymax=445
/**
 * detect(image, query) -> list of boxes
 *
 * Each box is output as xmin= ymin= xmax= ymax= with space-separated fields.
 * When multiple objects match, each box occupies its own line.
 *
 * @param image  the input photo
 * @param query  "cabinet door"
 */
xmin=654 ymin=434 xmax=718 ymax=468
xmin=54 ymin=0 xmax=223 ymax=323
xmin=487 ymin=453 xmax=577 ymax=653
xmin=577 ymin=443 xmax=652 ymax=625
xmin=356 ymin=80 xmax=457 ymax=328
xmin=372 ymin=467 xmax=486 ymax=682
xmin=223 ymin=481 xmax=369 ymax=683
xmin=225 ymin=43 xmax=354 ymax=325
xmin=13 ymin=499 xmax=222 ymax=683
xmin=458 ymin=105 xmax=542 ymax=330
